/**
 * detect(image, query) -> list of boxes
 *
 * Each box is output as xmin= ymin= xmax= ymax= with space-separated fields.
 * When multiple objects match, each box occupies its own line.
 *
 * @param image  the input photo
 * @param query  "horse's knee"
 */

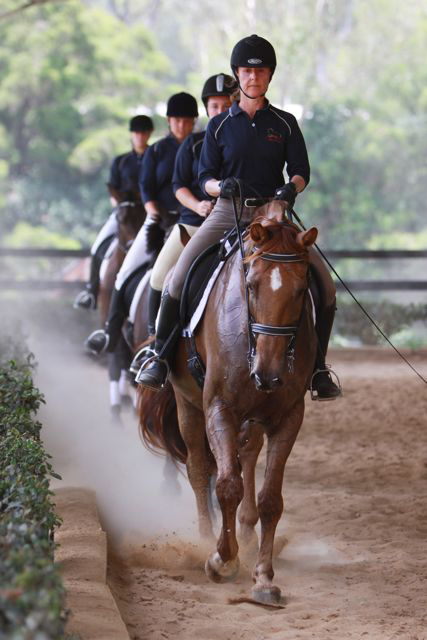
xmin=216 ymin=472 xmax=244 ymax=511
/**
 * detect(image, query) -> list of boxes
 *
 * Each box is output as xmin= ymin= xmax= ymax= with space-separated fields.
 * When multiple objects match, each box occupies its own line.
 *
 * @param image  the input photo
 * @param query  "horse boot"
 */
xmin=84 ymin=288 xmax=127 ymax=355
xmin=129 ymin=286 xmax=161 ymax=374
xmin=135 ymin=290 xmax=181 ymax=390
xmin=311 ymin=300 xmax=342 ymax=401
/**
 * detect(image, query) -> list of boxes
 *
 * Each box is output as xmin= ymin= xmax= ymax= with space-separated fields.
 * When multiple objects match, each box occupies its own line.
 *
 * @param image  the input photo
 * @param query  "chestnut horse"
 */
xmin=138 ymin=200 xmax=318 ymax=604
xmin=98 ymin=187 xmax=145 ymax=415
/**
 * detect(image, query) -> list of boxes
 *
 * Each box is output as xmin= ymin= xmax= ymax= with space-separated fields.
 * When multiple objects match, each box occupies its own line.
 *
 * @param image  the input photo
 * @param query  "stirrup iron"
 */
xmin=134 ymin=355 xmax=170 ymax=388
xmin=310 ymin=364 xmax=342 ymax=402
xmin=129 ymin=345 xmax=156 ymax=376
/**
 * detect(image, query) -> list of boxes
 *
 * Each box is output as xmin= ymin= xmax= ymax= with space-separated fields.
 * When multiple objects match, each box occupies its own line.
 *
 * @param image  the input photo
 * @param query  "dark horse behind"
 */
xmin=98 ymin=187 xmax=145 ymax=416
xmin=138 ymin=199 xmax=318 ymax=604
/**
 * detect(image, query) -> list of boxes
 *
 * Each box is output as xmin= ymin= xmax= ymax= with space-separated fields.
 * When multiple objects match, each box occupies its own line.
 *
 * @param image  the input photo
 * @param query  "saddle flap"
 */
xmin=180 ymin=229 xmax=239 ymax=327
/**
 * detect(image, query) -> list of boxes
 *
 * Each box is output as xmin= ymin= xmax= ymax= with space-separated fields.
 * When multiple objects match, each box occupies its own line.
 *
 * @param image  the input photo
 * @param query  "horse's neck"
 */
xmin=220 ymin=250 xmax=247 ymax=320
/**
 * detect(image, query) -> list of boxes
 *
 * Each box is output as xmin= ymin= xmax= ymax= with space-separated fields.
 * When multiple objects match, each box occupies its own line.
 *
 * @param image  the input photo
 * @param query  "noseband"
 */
xmin=246 ymin=246 xmax=308 ymax=373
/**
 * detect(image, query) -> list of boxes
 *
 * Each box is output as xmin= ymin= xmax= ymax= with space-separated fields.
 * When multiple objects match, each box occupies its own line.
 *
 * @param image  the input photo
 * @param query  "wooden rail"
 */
xmin=0 ymin=247 xmax=426 ymax=291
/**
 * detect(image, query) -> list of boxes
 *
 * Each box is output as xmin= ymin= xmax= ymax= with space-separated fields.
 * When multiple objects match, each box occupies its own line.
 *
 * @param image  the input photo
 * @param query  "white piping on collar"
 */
xmin=214 ymin=111 xmax=231 ymax=140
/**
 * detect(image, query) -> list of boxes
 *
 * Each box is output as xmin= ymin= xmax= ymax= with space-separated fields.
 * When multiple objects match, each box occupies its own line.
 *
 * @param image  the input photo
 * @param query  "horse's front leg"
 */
xmin=237 ymin=421 xmax=263 ymax=557
xmin=204 ymin=401 xmax=243 ymax=583
xmin=252 ymin=402 xmax=304 ymax=604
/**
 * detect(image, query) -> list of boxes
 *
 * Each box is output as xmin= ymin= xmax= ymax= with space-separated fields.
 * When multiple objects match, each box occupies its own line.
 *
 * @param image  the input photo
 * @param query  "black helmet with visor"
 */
xmin=230 ymin=34 xmax=276 ymax=77
xmin=201 ymin=73 xmax=238 ymax=107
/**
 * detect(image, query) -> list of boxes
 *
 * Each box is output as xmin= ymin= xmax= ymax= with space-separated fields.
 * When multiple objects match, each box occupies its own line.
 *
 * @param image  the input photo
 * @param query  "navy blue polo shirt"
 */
xmin=198 ymin=100 xmax=310 ymax=198
xmin=139 ymin=133 xmax=181 ymax=213
xmin=172 ymin=131 xmax=207 ymax=227
xmin=108 ymin=149 xmax=145 ymax=196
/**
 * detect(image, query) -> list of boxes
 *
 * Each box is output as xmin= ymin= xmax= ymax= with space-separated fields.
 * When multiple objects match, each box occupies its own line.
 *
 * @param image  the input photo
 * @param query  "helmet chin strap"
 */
xmin=238 ymin=82 xmax=266 ymax=100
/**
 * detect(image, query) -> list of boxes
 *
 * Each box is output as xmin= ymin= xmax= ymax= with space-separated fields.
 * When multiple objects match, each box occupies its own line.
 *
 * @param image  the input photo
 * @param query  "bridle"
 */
xmin=231 ymin=194 xmax=310 ymax=374
xmin=246 ymin=239 xmax=309 ymax=375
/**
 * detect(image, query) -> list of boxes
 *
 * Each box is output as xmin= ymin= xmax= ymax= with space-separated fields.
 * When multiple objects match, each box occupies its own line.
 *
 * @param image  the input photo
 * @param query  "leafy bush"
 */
xmin=334 ymin=298 xmax=427 ymax=346
xmin=0 ymin=351 xmax=67 ymax=639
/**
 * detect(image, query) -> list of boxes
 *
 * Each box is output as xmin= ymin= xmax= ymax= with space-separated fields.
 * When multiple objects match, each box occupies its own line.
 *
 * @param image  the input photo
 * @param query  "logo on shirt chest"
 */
xmin=266 ymin=128 xmax=283 ymax=143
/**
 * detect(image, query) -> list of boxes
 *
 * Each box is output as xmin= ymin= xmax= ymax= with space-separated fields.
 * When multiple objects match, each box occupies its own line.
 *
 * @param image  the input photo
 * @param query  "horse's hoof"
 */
xmin=205 ymin=552 xmax=240 ymax=583
xmin=251 ymin=584 xmax=282 ymax=605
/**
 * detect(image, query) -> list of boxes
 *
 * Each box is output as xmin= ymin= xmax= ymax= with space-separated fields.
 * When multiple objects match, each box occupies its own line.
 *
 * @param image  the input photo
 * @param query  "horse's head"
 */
xmin=109 ymin=186 xmax=146 ymax=245
xmin=244 ymin=214 xmax=317 ymax=392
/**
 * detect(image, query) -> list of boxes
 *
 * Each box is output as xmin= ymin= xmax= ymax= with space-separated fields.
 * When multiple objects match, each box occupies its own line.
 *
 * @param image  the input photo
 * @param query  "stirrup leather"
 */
xmin=129 ymin=345 xmax=156 ymax=376
xmin=310 ymin=364 xmax=342 ymax=402
xmin=134 ymin=354 xmax=170 ymax=389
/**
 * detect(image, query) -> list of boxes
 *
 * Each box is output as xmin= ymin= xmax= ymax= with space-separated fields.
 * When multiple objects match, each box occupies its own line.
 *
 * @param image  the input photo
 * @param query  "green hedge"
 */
xmin=334 ymin=298 xmax=427 ymax=346
xmin=0 ymin=353 xmax=67 ymax=639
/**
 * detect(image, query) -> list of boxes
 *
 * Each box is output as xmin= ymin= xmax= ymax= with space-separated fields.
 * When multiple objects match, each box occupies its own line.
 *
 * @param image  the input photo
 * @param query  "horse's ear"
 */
xmin=178 ymin=224 xmax=191 ymax=247
xmin=250 ymin=223 xmax=271 ymax=244
xmin=296 ymin=227 xmax=318 ymax=248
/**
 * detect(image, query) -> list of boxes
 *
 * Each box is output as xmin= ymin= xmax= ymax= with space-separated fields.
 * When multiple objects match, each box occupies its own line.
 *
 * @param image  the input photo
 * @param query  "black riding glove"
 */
xmin=219 ymin=177 xmax=240 ymax=199
xmin=275 ymin=182 xmax=297 ymax=208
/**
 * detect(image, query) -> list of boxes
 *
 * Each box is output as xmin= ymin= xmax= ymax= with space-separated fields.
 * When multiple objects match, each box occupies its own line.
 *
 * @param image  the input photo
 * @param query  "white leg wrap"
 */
xmin=110 ymin=380 xmax=121 ymax=407
xmin=119 ymin=369 xmax=130 ymax=397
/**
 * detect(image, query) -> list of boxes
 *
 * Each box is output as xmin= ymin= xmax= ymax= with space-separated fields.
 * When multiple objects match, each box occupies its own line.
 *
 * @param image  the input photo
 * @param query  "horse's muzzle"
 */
xmin=251 ymin=371 xmax=283 ymax=393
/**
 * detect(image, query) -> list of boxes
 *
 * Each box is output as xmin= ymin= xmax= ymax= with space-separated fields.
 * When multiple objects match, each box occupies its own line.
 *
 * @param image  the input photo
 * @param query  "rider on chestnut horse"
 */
xmin=74 ymin=115 xmax=153 ymax=310
xmin=85 ymin=93 xmax=198 ymax=354
xmin=137 ymin=73 xmax=238 ymax=367
xmin=136 ymin=34 xmax=341 ymax=401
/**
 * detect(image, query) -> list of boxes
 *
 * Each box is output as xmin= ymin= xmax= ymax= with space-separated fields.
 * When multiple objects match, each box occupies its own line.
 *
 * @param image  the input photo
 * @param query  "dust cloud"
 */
xmin=4 ymin=292 xmax=198 ymax=544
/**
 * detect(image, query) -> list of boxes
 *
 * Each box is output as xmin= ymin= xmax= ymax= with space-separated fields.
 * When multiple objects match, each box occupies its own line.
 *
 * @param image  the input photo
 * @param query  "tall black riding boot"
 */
xmin=311 ymin=300 xmax=342 ymax=400
xmin=129 ymin=286 xmax=161 ymax=373
xmin=73 ymin=253 xmax=103 ymax=310
xmin=147 ymin=286 xmax=162 ymax=336
xmin=84 ymin=288 xmax=127 ymax=355
xmin=135 ymin=290 xmax=181 ymax=390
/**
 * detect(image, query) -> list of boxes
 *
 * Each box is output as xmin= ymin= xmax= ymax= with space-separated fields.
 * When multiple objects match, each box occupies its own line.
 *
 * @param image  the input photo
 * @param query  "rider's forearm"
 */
xmin=204 ymin=179 xmax=221 ymax=198
xmin=175 ymin=187 xmax=201 ymax=214
xmin=290 ymin=175 xmax=306 ymax=193
xmin=144 ymin=200 xmax=161 ymax=221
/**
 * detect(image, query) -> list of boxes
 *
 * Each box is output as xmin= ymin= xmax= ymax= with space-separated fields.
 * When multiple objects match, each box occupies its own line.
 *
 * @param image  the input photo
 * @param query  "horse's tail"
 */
xmin=137 ymin=382 xmax=187 ymax=465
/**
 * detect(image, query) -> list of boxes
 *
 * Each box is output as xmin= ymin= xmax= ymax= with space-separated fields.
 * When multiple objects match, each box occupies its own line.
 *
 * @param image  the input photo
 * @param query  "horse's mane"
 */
xmin=244 ymin=216 xmax=306 ymax=263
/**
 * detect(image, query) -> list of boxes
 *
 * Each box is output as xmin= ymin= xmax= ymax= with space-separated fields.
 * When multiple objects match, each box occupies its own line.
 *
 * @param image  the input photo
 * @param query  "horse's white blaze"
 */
xmin=270 ymin=267 xmax=282 ymax=292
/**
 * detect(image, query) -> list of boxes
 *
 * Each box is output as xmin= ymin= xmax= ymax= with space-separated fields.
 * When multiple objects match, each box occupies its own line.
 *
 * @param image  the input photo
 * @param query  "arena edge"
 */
xmin=0 ymin=351 xmax=68 ymax=639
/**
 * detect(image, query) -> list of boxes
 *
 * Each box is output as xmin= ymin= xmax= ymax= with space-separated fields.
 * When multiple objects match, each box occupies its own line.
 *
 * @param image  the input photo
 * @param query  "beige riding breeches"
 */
xmin=150 ymin=222 xmax=199 ymax=292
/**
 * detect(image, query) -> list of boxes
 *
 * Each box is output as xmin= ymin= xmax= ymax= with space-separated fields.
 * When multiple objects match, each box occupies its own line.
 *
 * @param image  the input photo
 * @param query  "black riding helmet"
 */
xmin=129 ymin=115 xmax=154 ymax=132
xmin=230 ymin=34 xmax=277 ymax=77
xmin=166 ymin=92 xmax=198 ymax=118
xmin=201 ymin=73 xmax=238 ymax=108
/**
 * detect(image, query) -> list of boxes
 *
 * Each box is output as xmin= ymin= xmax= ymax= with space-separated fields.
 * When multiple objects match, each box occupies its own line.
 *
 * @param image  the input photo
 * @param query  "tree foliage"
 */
xmin=1 ymin=0 xmax=426 ymax=247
